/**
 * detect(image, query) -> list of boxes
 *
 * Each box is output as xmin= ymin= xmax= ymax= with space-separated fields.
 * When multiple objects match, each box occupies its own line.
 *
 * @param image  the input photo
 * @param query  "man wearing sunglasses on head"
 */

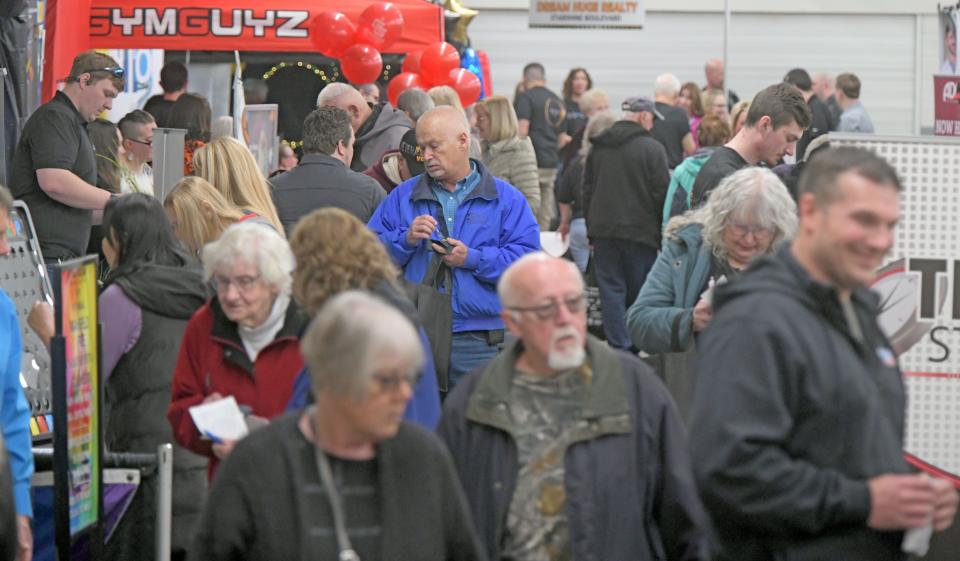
xmin=11 ymin=50 xmax=124 ymax=263
xmin=438 ymin=252 xmax=710 ymax=561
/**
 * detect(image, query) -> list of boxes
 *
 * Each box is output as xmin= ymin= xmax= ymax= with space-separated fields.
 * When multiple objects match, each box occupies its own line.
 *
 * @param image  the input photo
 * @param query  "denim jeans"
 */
xmin=448 ymin=330 xmax=502 ymax=391
xmin=568 ymin=218 xmax=589 ymax=272
xmin=592 ymin=238 xmax=658 ymax=350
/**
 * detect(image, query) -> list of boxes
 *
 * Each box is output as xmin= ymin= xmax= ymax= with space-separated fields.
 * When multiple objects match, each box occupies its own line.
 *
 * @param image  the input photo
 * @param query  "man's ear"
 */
xmin=501 ymin=309 xmax=522 ymax=338
xmin=797 ymin=192 xmax=818 ymax=226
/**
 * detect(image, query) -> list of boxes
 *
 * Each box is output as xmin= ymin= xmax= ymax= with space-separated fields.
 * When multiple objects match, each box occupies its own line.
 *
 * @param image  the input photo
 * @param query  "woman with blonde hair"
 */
xmin=286 ymin=207 xmax=441 ymax=427
xmin=164 ymin=176 xmax=271 ymax=254
xmin=475 ymin=96 xmax=540 ymax=213
xmin=427 ymin=85 xmax=463 ymax=111
xmin=730 ymin=100 xmax=751 ymax=136
xmin=192 ymin=136 xmax=283 ymax=232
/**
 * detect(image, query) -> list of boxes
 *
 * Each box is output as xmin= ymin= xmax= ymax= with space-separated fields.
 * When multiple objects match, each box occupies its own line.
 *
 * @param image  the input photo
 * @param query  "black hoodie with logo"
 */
xmin=582 ymin=120 xmax=670 ymax=249
xmin=688 ymin=247 xmax=909 ymax=561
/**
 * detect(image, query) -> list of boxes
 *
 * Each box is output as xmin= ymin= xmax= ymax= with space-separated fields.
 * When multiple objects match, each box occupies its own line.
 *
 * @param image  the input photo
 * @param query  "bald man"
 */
xmin=703 ymin=58 xmax=740 ymax=111
xmin=317 ymin=82 xmax=410 ymax=172
xmin=369 ymin=106 xmax=541 ymax=391
xmin=437 ymin=252 xmax=710 ymax=561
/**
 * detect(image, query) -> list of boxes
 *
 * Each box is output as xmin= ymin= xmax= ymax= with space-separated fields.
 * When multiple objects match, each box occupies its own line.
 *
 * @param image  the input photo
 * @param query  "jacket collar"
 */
xmin=297 ymin=153 xmax=347 ymax=168
xmin=465 ymin=335 xmax=632 ymax=439
xmin=410 ymin=158 xmax=498 ymax=204
xmin=209 ymin=296 xmax=308 ymax=374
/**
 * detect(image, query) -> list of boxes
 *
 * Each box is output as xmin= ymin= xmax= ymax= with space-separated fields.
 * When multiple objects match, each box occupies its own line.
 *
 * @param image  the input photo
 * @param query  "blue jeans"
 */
xmin=448 ymin=330 xmax=502 ymax=390
xmin=592 ymin=238 xmax=658 ymax=350
xmin=568 ymin=218 xmax=589 ymax=272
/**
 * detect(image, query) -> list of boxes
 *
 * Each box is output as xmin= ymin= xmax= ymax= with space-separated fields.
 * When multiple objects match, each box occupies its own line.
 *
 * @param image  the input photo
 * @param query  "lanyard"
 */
xmin=311 ymin=410 xmax=361 ymax=561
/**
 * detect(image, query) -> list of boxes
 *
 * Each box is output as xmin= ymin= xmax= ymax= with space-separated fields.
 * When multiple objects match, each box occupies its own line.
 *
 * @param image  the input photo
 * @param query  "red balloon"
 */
xmin=311 ymin=12 xmax=356 ymax=58
xmin=447 ymin=68 xmax=482 ymax=107
xmin=402 ymin=51 xmax=423 ymax=75
xmin=340 ymin=44 xmax=383 ymax=84
xmin=419 ymin=42 xmax=460 ymax=86
xmin=354 ymin=2 xmax=405 ymax=50
xmin=387 ymin=72 xmax=427 ymax=106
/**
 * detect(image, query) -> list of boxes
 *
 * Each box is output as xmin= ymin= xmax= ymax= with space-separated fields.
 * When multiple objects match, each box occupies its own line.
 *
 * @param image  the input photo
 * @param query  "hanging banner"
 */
xmin=529 ymin=0 xmax=644 ymax=29
xmin=87 ymin=0 xmax=443 ymax=53
xmin=933 ymin=75 xmax=960 ymax=136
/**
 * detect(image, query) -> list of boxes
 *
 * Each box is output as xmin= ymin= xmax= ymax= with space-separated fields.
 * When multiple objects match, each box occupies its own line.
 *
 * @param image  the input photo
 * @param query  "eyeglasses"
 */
xmin=372 ymin=370 xmax=422 ymax=393
xmin=82 ymin=66 xmax=125 ymax=79
xmin=127 ymin=138 xmax=152 ymax=146
xmin=727 ymin=221 xmax=775 ymax=240
xmin=212 ymin=274 xmax=261 ymax=293
xmin=508 ymin=294 xmax=587 ymax=321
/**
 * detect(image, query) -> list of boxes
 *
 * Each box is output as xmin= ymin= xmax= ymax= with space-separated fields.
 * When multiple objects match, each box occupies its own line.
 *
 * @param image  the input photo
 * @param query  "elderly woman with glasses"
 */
xmin=191 ymin=291 xmax=485 ymax=561
xmin=168 ymin=222 xmax=308 ymax=476
xmin=626 ymin=167 xmax=797 ymax=417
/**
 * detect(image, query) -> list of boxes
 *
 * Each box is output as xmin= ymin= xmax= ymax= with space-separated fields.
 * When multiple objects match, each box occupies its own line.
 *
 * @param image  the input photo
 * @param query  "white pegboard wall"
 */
xmin=830 ymin=133 xmax=960 ymax=481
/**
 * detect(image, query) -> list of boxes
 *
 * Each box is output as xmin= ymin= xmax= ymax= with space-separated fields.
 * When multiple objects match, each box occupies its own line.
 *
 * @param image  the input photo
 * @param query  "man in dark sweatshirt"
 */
xmin=689 ymin=147 xmax=959 ymax=561
xmin=582 ymin=96 xmax=670 ymax=350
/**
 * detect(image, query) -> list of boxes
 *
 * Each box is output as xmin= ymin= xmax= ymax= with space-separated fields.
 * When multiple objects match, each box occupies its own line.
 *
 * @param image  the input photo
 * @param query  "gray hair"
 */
xmin=497 ymin=252 xmax=584 ymax=310
xmin=201 ymin=221 xmax=295 ymax=295
xmin=580 ymin=112 xmax=617 ymax=157
xmin=654 ymin=73 xmax=681 ymax=97
xmin=210 ymin=115 xmax=234 ymax=140
xmin=397 ymin=88 xmax=434 ymax=122
xmin=301 ymin=290 xmax=424 ymax=400
xmin=666 ymin=167 xmax=797 ymax=262
xmin=316 ymin=82 xmax=360 ymax=108
xmin=578 ymin=88 xmax=608 ymax=113
xmin=419 ymin=105 xmax=470 ymax=135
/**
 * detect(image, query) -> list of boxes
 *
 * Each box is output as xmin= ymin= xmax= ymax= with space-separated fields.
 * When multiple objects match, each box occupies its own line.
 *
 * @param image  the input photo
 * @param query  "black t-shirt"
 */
xmin=143 ymin=94 xmax=175 ymax=128
xmin=514 ymin=86 xmax=565 ymax=169
xmin=690 ymin=146 xmax=749 ymax=207
xmin=563 ymin=98 xmax=587 ymax=137
xmin=10 ymin=91 xmax=97 ymax=260
xmin=650 ymin=102 xmax=691 ymax=169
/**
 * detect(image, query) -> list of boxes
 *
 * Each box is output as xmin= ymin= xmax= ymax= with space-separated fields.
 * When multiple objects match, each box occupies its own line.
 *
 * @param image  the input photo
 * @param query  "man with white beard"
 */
xmin=437 ymin=253 xmax=709 ymax=561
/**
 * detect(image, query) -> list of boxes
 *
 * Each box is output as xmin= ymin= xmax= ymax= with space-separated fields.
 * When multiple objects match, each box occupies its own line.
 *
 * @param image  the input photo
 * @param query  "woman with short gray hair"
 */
xmin=169 ymin=222 xmax=309 ymax=475
xmin=626 ymin=167 xmax=797 ymax=417
xmin=191 ymin=291 xmax=486 ymax=561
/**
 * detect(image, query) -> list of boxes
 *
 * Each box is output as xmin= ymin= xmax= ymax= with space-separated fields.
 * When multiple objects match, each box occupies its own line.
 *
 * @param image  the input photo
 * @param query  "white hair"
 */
xmin=210 ymin=115 xmax=233 ymax=140
xmin=316 ymin=82 xmax=361 ymax=108
xmin=497 ymin=252 xmax=584 ymax=310
xmin=201 ymin=221 xmax=295 ymax=295
xmin=578 ymin=88 xmax=609 ymax=113
xmin=418 ymin=105 xmax=470 ymax=135
xmin=666 ymin=167 xmax=798 ymax=262
xmin=301 ymin=290 xmax=424 ymax=399
xmin=654 ymin=73 xmax=681 ymax=97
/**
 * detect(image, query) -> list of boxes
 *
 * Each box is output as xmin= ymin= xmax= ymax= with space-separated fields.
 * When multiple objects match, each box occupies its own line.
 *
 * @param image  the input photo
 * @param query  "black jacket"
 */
xmin=582 ymin=120 xmax=670 ymax=249
xmin=796 ymin=95 xmax=832 ymax=161
xmin=689 ymin=248 xmax=910 ymax=561
xmin=271 ymin=153 xmax=387 ymax=236
xmin=191 ymin=414 xmax=486 ymax=561
xmin=438 ymin=335 xmax=710 ymax=561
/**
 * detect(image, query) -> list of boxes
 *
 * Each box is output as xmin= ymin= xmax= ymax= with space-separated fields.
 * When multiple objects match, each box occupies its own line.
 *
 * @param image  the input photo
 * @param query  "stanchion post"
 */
xmin=155 ymin=443 xmax=173 ymax=561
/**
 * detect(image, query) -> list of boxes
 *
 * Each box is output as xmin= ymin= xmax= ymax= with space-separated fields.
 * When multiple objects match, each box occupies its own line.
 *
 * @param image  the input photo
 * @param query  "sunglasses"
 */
xmin=82 ymin=66 xmax=125 ymax=79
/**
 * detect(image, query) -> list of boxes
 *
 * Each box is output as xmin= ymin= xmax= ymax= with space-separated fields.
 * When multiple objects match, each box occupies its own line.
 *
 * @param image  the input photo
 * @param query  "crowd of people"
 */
xmin=0 ymin=47 xmax=955 ymax=561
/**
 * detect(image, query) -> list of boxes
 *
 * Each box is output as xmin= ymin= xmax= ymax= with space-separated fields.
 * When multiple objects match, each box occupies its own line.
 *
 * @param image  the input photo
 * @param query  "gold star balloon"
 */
xmin=445 ymin=0 xmax=478 ymax=45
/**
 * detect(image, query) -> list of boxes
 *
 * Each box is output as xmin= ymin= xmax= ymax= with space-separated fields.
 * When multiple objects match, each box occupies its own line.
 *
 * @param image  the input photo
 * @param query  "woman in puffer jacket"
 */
xmin=476 ymin=96 xmax=541 ymax=213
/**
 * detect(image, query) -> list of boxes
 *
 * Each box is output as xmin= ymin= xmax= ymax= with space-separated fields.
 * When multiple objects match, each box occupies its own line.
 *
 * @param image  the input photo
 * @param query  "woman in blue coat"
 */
xmin=626 ymin=167 xmax=797 ymax=417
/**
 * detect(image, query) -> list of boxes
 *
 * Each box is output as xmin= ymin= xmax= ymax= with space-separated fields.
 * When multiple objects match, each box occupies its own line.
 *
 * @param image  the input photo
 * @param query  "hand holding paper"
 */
xmin=189 ymin=395 xmax=249 ymax=442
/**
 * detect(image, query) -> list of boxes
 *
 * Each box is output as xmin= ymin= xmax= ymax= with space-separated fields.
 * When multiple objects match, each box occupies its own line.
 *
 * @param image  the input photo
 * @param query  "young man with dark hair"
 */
xmin=117 ymin=109 xmax=157 ymax=194
xmin=836 ymin=73 xmax=875 ymax=133
xmin=271 ymin=106 xmax=386 ymax=235
xmin=783 ymin=67 xmax=833 ymax=160
xmin=690 ymin=82 xmax=811 ymax=207
xmin=689 ymin=147 xmax=959 ymax=561
xmin=11 ymin=49 xmax=123 ymax=262
xmin=143 ymin=60 xmax=188 ymax=127
xmin=514 ymin=62 xmax=565 ymax=230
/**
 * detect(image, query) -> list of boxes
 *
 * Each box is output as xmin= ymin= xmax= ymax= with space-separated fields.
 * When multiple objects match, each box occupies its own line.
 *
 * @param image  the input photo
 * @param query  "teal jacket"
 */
xmin=662 ymin=148 xmax=715 ymax=225
xmin=627 ymin=224 xmax=713 ymax=354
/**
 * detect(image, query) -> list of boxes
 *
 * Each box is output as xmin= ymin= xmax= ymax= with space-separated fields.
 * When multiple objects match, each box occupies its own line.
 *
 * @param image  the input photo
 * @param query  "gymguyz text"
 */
xmin=90 ymin=8 xmax=309 ymax=38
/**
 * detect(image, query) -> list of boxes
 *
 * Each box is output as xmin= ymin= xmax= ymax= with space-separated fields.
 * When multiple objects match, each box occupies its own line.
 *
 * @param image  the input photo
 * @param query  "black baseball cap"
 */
xmin=398 ymin=129 xmax=425 ymax=176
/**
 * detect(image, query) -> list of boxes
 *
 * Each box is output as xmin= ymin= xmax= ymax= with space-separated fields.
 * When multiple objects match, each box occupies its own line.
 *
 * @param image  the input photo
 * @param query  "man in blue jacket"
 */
xmin=0 ymin=186 xmax=35 ymax=561
xmin=369 ymin=106 xmax=540 ymax=390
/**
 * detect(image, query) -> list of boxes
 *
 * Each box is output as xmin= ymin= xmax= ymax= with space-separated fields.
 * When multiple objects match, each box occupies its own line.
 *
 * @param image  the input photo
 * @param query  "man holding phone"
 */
xmin=370 ymin=106 xmax=540 ymax=390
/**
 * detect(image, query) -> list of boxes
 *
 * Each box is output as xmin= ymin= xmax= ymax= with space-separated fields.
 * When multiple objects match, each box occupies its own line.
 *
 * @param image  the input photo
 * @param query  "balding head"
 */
xmin=316 ymin=83 xmax=372 ymax=132
xmin=811 ymin=72 xmax=834 ymax=102
xmin=498 ymin=253 xmax=587 ymax=374
xmin=416 ymin=106 xmax=472 ymax=187
xmin=705 ymin=58 xmax=725 ymax=90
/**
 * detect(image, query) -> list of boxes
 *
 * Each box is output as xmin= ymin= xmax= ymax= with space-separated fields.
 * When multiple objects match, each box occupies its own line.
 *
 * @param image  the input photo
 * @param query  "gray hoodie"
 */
xmin=352 ymin=102 xmax=412 ymax=172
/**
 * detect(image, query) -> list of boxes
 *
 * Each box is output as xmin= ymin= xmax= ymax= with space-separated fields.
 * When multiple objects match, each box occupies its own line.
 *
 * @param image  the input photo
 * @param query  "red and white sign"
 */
xmin=933 ymin=75 xmax=960 ymax=136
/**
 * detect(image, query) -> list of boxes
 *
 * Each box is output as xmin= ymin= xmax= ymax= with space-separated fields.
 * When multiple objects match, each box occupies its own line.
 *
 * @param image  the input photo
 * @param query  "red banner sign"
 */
xmin=934 ymin=75 xmax=960 ymax=136
xmin=87 ymin=0 xmax=443 ymax=53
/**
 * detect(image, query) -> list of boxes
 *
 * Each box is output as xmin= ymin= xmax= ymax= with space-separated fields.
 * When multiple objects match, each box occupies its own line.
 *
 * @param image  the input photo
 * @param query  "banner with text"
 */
xmin=934 ymin=75 xmax=960 ymax=136
xmin=529 ymin=1 xmax=644 ymax=29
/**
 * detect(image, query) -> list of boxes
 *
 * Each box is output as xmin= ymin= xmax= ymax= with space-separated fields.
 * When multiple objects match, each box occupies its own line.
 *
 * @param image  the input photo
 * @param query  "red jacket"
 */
xmin=167 ymin=297 xmax=308 ymax=477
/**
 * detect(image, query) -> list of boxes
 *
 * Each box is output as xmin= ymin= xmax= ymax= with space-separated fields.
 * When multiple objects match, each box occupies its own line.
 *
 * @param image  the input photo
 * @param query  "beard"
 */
xmin=547 ymin=325 xmax=586 ymax=370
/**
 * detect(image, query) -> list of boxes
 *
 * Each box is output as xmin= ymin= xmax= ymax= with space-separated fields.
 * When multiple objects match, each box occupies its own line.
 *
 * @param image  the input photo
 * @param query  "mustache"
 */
xmin=551 ymin=325 xmax=582 ymax=344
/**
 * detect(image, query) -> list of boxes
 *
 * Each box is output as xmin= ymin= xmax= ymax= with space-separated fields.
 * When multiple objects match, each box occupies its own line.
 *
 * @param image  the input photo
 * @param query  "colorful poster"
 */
xmin=59 ymin=262 xmax=100 ymax=536
xmin=933 ymin=75 xmax=960 ymax=136
xmin=529 ymin=0 xmax=644 ymax=29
